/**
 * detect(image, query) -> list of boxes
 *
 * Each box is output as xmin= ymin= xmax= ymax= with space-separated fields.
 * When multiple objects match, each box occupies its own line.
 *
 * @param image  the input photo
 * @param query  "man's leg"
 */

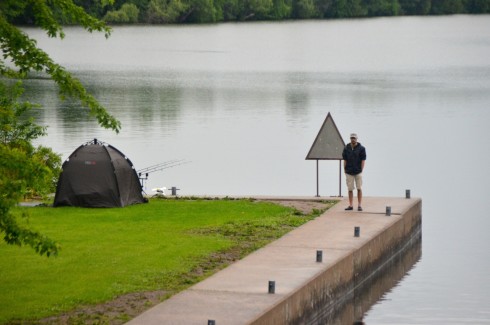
xmin=345 ymin=174 xmax=355 ymax=210
xmin=355 ymin=173 xmax=363 ymax=210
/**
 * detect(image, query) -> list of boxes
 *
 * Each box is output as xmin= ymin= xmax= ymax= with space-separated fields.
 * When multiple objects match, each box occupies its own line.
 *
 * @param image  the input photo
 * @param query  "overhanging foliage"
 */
xmin=0 ymin=0 xmax=121 ymax=256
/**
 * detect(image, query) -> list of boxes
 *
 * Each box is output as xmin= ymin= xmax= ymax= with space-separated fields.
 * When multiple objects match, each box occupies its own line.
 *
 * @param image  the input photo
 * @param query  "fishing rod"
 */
xmin=137 ymin=159 xmax=191 ymax=189
xmin=137 ymin=159 xmax=186 ymax=174
xmin=140 ymin=160 xmax=190 ymax=175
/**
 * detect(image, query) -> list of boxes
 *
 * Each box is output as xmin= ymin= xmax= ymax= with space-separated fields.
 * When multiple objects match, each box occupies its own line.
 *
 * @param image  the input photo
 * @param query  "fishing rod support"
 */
xmin=138 ymin=172 xmax=149 ymax=188
xmin=170 ymin=186 xmax=180 ymax=196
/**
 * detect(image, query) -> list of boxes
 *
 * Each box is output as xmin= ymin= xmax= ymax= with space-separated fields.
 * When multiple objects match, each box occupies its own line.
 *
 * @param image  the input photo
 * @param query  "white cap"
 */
xmin=350 ymin=133 xmax=358 ymax=139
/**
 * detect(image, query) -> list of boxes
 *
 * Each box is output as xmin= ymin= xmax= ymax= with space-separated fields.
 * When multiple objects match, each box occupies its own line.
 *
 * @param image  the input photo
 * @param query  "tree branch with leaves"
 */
xmin=0 ymin=0 xmax=120 ymax=256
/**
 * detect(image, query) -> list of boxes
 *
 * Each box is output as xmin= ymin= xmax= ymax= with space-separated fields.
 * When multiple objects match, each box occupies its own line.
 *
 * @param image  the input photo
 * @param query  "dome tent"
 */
xmin=54 ymin=139 xmax=146 ymax=208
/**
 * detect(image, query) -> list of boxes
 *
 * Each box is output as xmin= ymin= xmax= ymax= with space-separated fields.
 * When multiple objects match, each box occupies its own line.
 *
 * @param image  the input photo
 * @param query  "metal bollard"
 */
xmin=316 ymin=250 xmax=323 ymax=263
xmin=208 ymin=321 xmax=216 ymax=325
xmin=268 ymin=281 xmax=275 ymax=294
xmin=406 ymin=189 xmax=411 ymax=199
xmin=354 ymin=226 xmax=360 ymax=237
xmin=386 ymin=206 xmax=391 ymax=216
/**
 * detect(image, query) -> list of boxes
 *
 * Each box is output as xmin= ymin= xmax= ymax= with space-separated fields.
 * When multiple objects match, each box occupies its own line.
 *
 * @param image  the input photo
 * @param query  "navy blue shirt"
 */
xmin=342 ymin=142 xmax=366 ymax=175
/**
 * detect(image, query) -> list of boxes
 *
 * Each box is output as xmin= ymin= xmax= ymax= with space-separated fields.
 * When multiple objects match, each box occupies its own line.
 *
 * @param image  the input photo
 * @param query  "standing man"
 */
xmin=342 ymin=133 xmax=366 ymax=211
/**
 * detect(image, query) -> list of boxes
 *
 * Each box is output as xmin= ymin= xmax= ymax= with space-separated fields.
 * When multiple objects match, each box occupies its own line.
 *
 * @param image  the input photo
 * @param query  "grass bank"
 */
xmin=0 ymin=198 xmax=335 ymax=324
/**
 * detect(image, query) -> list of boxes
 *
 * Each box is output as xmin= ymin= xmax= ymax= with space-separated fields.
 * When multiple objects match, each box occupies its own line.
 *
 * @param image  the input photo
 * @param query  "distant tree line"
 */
xmin=6 ymin=0 xmax=490 ymax=25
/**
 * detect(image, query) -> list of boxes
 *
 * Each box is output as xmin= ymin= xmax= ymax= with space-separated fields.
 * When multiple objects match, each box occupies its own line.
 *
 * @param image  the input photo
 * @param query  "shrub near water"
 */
xmin=0 ymin=198 xmax=332 ymax=324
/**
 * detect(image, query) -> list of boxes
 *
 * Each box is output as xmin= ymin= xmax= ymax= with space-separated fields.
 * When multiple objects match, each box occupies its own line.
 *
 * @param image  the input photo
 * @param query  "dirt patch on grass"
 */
xmin=36 ymin=291 xmax=168 ymax=325
xmin=260 ymin=199 xmax=335 ymax=215
xmin=27 ymin=199 xmax=335 ymax=325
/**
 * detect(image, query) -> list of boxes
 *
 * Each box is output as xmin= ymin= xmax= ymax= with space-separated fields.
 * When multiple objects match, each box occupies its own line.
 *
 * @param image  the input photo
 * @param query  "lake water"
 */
xmin=21 ymin=15 xmax=490 ymax=324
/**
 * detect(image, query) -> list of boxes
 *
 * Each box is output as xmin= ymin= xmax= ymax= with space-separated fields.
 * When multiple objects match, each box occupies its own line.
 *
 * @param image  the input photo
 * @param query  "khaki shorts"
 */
xmin=346 ymin=173 xmax=363 ymax=191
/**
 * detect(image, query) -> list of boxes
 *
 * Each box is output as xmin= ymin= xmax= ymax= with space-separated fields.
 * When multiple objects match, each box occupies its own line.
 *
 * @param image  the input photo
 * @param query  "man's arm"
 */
xmin=342 ymin=147 xmax=347 ymax=170
xmin=360 ymin=146 xmax=366 ymax=172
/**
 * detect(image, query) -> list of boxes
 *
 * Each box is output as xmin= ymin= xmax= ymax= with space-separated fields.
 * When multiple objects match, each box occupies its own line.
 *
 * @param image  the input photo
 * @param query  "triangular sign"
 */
xmin=306 ymin=113 xmax=345 ymax=160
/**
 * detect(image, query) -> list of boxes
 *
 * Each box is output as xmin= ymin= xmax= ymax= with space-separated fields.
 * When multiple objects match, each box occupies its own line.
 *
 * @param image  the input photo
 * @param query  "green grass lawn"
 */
xmin=0 ymin=198 xmax=332 ymax=324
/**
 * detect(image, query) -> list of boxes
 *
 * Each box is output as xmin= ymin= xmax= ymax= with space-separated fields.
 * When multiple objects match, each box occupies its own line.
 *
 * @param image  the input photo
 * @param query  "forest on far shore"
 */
xmin=9 ymin=0 xmax=490 ymax=25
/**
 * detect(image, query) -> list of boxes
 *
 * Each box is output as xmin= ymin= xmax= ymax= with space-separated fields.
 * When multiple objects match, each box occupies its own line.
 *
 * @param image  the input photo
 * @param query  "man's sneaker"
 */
xmin=358 ymin=206 xmax=363 ymax=211
xmin=345 ymin=206 xmax=353 ymax=211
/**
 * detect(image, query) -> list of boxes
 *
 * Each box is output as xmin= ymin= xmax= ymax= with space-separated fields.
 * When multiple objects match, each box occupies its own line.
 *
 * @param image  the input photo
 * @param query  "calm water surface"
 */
xmin=22 ymin=15 xmax=490 ymax=324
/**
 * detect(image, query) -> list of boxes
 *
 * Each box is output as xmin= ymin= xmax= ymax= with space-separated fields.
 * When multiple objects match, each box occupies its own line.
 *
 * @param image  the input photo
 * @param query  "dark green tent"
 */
xmin=54 ymin=139 xmax=145 ymax=208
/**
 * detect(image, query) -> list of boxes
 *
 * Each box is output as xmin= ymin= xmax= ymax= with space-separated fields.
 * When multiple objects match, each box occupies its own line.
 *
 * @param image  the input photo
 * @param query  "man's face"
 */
xmin=350 ymin=137 xmax=357 ymax=145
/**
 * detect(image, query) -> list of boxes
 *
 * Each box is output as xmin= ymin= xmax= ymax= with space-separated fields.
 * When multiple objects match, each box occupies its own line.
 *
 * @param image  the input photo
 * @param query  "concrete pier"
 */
xmin=126 ymin=196 xmax=422 ymax=325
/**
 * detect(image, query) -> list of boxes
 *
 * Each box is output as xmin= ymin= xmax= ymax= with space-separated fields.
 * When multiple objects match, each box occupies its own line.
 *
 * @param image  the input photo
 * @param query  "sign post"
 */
xmin=305 ymin=112 xmax=345 ymax=197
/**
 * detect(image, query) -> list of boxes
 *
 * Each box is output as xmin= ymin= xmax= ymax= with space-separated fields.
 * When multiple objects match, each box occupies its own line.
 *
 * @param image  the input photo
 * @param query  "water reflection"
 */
xmin=286 ymin=90 xmax=309 ymax=113
xmin=306 ymin=230 xmax=422 ymax=325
